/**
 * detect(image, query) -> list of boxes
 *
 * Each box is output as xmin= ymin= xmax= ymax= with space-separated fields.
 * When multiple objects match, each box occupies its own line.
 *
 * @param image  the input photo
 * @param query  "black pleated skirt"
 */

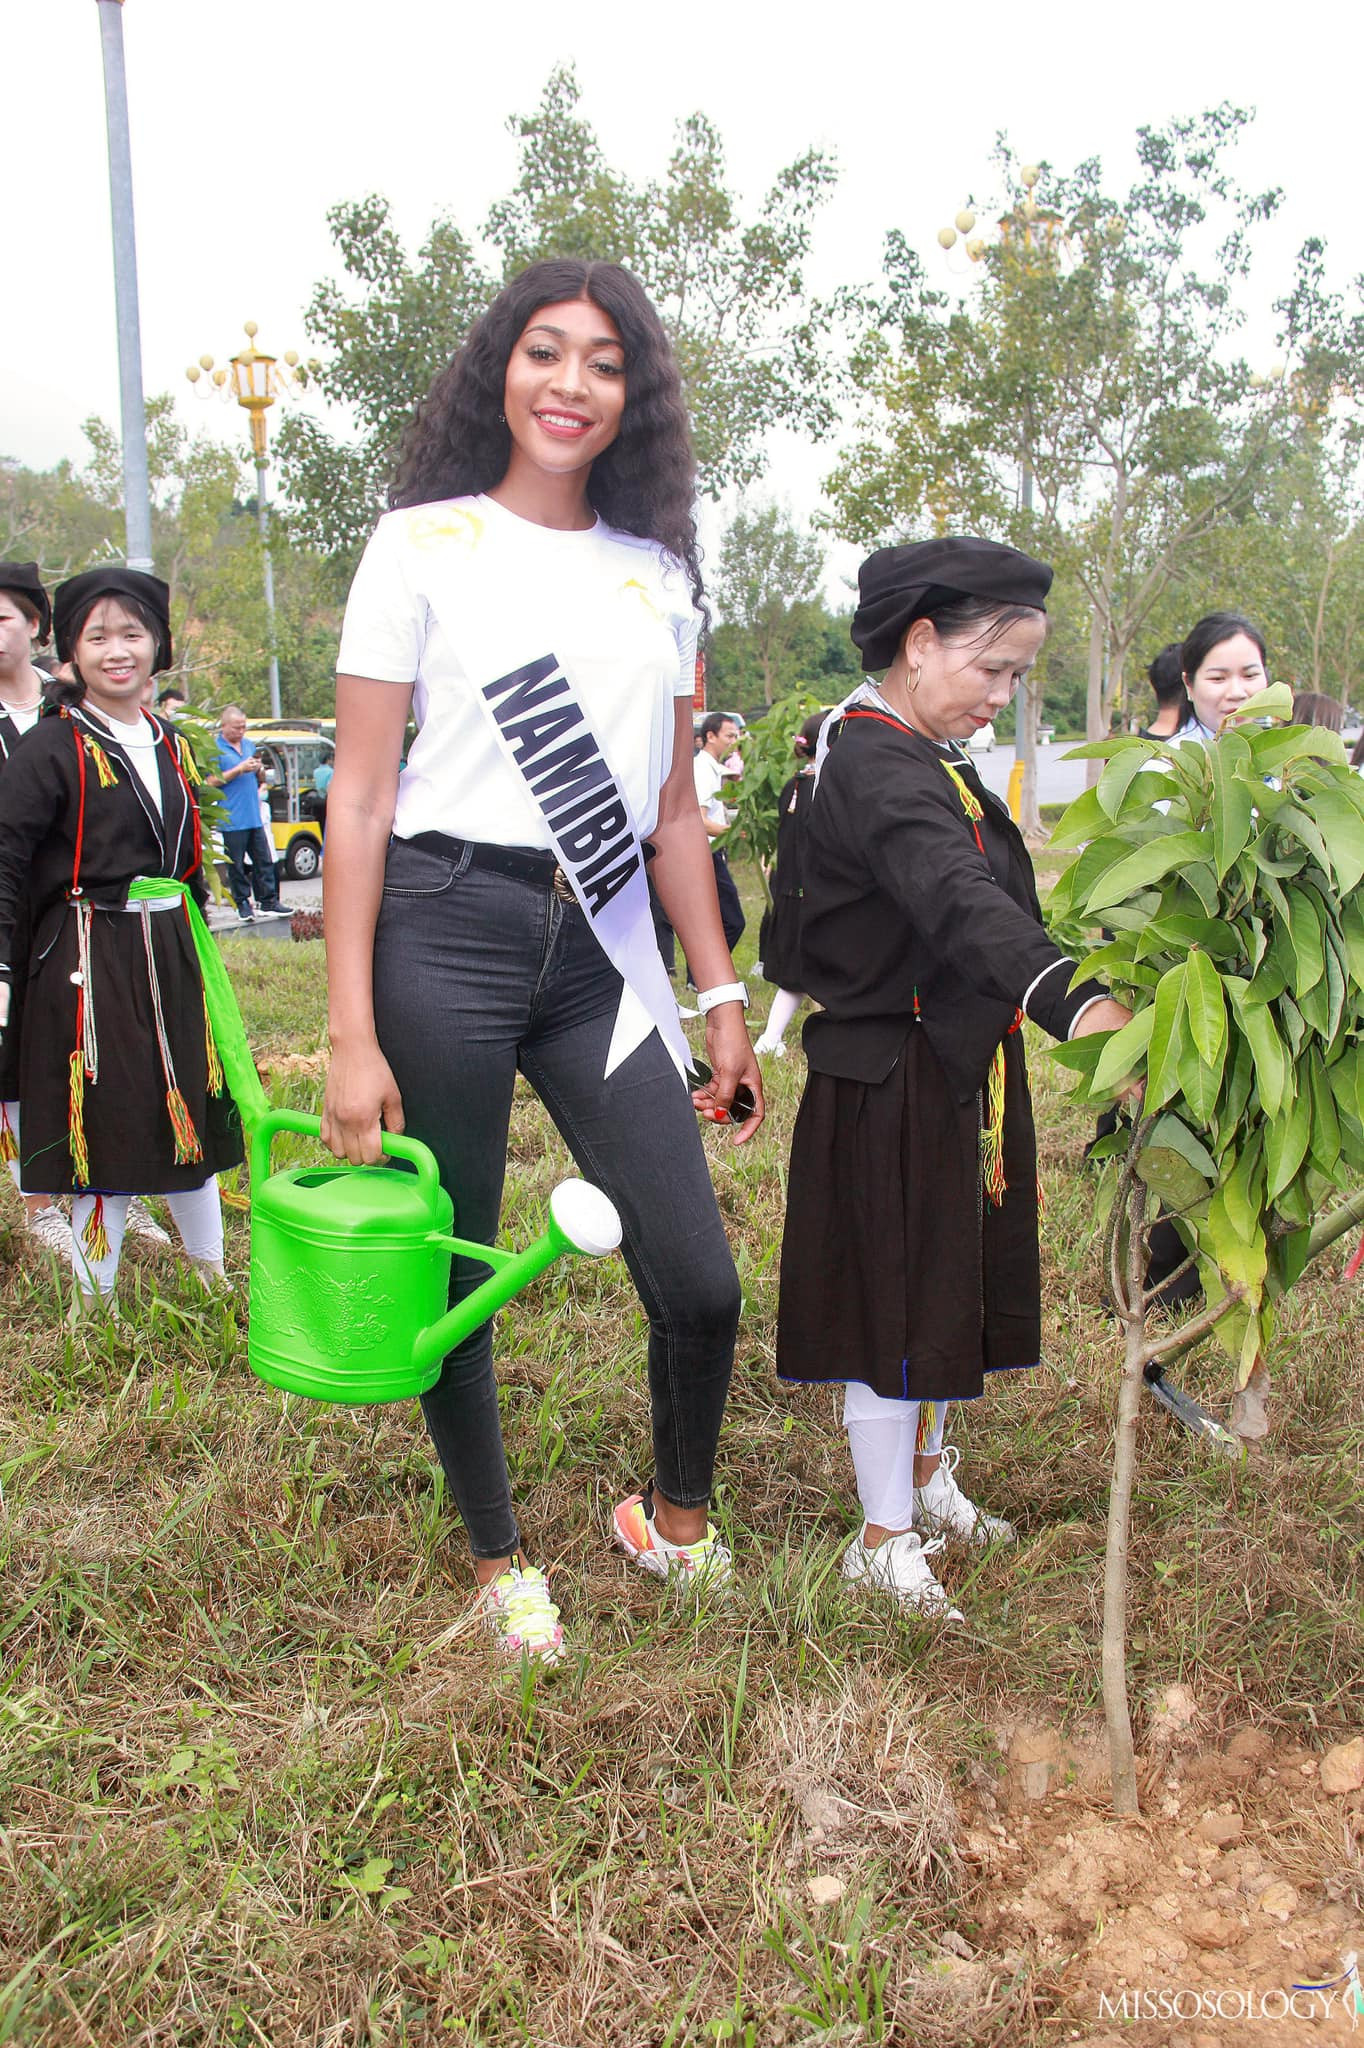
xmin=760 ymin=893 xmax=804 ymax=992
xmin=776 ymin=1025 xmax=1040 ymax=1401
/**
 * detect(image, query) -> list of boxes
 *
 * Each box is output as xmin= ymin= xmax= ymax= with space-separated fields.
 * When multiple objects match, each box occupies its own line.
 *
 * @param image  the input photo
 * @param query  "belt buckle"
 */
xmin=551 ymin=865 xmax=576 ymax=905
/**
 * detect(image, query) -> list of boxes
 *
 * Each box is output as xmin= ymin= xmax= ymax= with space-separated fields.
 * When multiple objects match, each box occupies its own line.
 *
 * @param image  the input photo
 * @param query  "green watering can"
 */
xmin=247 ymin=1110 xmax=623 ymax=1404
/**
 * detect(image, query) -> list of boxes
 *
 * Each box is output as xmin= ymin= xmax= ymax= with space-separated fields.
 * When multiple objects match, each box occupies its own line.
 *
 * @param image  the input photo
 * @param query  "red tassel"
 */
xmin=166 ymin=1086 xmax=203 ymax=1165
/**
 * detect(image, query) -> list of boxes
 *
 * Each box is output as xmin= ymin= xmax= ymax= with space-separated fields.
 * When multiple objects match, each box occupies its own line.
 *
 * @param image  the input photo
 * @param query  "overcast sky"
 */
xmin=8 ymin=0 xmax=1361 ymax=595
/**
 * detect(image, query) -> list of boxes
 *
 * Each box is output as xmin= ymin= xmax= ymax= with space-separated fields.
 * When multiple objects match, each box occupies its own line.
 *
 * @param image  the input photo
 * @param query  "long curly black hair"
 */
xmin=389 ymin=260 xmax=705 ymax=616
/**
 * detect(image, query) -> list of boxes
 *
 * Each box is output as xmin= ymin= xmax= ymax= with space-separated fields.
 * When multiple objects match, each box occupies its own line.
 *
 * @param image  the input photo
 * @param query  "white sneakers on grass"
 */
xmin=841 ymin=1529 xmax=964 ymax=1622
xmin=913 ymin=1445 xmax=1016 ymax=1546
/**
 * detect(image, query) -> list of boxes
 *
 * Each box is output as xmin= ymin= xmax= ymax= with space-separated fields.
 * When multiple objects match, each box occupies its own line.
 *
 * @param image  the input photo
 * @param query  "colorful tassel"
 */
xmin=0 ymin=1101 xmax=16 ymax=1165
xmin=981 ymin=1043 xmax=1007 ymax=1207
xmin=68 ymin=1046 xmax=90 ymax=1185
xmin=940 ymin=760 xmax=984 ymax=825
xmin=83 ymin=735 xmax=118 ymax=788
xmin=165 ymin=1086 xmax=203 ymax=1166
xmin=915 ymin=1401 xmax=941 ymax=1454
xmin=203 ymin=994 xmax=224 ymax=1097
xmin=81 ymin=1194 xmax=110 ymax=1262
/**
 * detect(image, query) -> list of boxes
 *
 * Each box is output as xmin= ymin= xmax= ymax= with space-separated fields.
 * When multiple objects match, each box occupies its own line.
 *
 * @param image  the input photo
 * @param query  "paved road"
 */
xmin=970 ymin=739 xmax=1090 ymax=809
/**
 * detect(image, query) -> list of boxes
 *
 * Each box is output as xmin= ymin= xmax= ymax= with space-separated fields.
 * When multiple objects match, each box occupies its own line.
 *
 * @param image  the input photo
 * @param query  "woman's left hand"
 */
xmin=693 ymin=1004 xmax=765 ymax=1143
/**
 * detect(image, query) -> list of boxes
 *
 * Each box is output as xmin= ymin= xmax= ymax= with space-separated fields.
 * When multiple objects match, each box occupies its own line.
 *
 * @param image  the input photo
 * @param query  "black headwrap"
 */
xmin=53 ymin=567 xmax=173 ymax=676
xmin=0 ymin=561 xmax=52 ymax=642
xmin=851 ymin=537 xmax=1052 ymax=673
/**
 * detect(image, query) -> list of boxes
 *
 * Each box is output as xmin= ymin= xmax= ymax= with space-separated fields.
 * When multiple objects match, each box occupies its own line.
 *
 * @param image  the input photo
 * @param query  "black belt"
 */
xmin=405 ymin=831 xmax=577 ymax=902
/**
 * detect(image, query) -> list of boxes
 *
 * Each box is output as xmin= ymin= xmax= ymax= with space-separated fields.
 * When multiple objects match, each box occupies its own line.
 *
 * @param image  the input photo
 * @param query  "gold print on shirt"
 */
xmin=620 ymin=578 xmax=664 ymax=624
xmin=407 ymin=507 xmax=484 ymax=552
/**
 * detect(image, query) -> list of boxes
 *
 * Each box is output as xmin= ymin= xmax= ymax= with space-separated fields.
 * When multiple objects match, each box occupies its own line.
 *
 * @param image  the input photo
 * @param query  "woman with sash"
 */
xmin=324 ymin=260 xmax=762 ymax=1663
xmin=0 ymin=568 xmax=240 ymax=1309
xmin=777 ymin=539 xmax=1131 ymax=1621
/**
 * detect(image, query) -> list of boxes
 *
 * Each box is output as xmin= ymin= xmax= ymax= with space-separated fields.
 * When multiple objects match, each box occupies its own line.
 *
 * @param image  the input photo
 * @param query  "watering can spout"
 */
xmin=409 ymin=1179 xmax=623 ymax=1379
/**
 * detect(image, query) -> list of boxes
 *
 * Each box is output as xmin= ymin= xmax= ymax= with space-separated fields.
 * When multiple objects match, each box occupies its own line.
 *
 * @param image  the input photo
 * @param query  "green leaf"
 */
xmin=1082 ymin=831 xmax=1215 ymax=915
xmin=1265 ymin=1078 xmax=1312 ymax=1200
xmin=1184 ymin=949 xmax=1228 ymax=1067
xmin=1048 ymin=783 xmax=1112 ymax=849
xmin=1090 ymin=1007 xmax=1155 ymax=1096
xmin=1135 ymin=1147 xmax=1212 ymax=1215
xmin=1177 ymin=1016 xmax=1224 ymax=1123
xmin=1207 ymin=731 xmax=1255 ymax=880
xmin=1224 ymin=976 xmax=1288 ymax=1118
xmin=1276 ymin=802 xmax=1333 ymax=878
xmin=1284 ymin=887 xmax=1325 ymax=997
xmin=1097 ymin=746 xmax=1157 ymax=821
xmin=1145 ymin=962 xmax=1188 ymax=1112
xmin=1231 ymin=682 xmax=1294 ymax=724
xmin=1145 ymin=1112 xmax=1218 ymax=1181
xmin=1135 ymin=913 xmax=1242 ymax=962
xmin=1308 ymin=1056 xmax=1342 ymax=1178
xmin=1308 ymin=785 xmax=1364 ymax=894
xmin=1220 ymin=1140 xmax=1264 ymax=1243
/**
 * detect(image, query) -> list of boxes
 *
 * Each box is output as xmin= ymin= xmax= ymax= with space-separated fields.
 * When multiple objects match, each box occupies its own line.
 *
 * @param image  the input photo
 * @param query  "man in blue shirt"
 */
xmin=212 ymin=705 xmax=285 ymax=921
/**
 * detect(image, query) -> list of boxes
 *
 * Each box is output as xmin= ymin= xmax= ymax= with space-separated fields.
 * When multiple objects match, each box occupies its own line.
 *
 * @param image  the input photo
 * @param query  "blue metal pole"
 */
xmin=96 ymin=0 xmax=154 ymax=570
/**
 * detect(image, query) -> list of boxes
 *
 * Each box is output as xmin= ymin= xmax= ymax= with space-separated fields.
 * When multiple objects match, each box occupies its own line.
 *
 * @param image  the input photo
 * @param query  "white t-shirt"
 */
xmin=0 ymin=698 xmax=40 ymax=737
xmin=337 ymin=494 xmax=701 ymax=849
xmin=693 ymin=747 xmax=728 ymax=827
xmin=103 ymin=712 xmax=163 ymax=813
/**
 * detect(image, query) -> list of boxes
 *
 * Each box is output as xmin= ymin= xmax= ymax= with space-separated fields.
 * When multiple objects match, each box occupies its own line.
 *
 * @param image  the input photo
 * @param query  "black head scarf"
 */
xmin=0 ymin=561 xmax=53 ymax=642
xmin=851 ymin=537 xmax=1052 ymax=673
xmin=53 ymin=567 xmax=173 ymax=676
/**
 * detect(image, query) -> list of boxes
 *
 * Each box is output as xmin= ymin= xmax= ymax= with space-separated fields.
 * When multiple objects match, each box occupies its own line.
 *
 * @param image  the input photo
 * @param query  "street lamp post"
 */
xmin=186 ymin=325 xmax=311 ymax=719
xmin=95 ymin=0 xmax=153 ymax=571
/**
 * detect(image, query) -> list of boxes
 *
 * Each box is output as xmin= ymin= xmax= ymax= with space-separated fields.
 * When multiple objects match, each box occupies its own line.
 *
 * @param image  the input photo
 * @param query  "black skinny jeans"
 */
xmin=373 ymin=836 xmax=742 ymax=1558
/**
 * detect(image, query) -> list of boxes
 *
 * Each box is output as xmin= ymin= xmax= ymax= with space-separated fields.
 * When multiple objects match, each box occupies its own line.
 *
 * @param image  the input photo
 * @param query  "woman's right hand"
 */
xmin=321 ymin=1040 xmax=406 ymax=1164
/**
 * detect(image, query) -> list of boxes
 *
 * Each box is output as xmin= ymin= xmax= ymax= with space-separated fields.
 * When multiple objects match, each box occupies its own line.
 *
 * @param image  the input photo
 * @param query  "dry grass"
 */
xmin=1 ymin=880 xmax=1362 ymax=2044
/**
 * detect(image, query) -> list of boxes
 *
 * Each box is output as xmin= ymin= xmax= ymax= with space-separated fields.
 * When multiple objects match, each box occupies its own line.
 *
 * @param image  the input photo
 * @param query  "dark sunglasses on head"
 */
xmin=690 ymin=1057 xmax=758 ymax=1125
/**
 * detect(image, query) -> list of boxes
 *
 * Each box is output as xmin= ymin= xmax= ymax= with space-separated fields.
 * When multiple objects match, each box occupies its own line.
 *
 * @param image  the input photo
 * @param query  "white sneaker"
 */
xmin=125 ymin=1195 xmax=172 ymax=1246
xmin=25 ymin=1203 xmax=74 ymax=1259
xmin=841 ymin=1529 xmax=964 ymax=1621
xmin=478 ymin=1560 xmax=565 ymax=1664
xmin=913 ymin=1445 xmax=1016 ymax=1545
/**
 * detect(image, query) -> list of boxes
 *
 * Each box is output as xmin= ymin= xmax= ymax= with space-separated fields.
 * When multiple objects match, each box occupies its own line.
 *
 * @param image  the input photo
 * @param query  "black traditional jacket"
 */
xmin=798 ymin=707 xmax=1105 ymax=1100
xmin=0 ymin=702 xmax=206 ymax=996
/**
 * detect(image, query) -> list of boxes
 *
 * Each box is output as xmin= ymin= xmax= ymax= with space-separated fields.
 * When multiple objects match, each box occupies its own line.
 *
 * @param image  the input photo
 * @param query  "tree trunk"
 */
xmin=1085 ymin=606 xmax=1106 ymax=788
xmin=1102 ymin=1178 xmax=1146 ymax=1815
xmin=1018 ymin=671 xmax=1042 ymax=837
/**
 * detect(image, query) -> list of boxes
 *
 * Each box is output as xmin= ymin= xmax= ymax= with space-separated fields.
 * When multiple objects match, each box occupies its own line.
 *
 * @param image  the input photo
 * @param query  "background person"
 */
xmin=693 ymin=711 xmax=746 ymax=958
xmin=0 ymin=562 xmax=74 ymax=1259
xmin=0 ymin=569 xmax=241 ymax=1310
xmin=1138 ymin=642 xmax=1190 ymax=739
xmin=322 ymin=259 xmax=762 ymax=1664
xmin=212 ymin=706 xmax=286 ymax=921
xmin=1174 ymin=613 xmax=1269 ymax=743
xmin=776 ymin=538 xmax=1131 ymax=1621
xmin=753 ymin=710 xmax=827 ymax=1059
xmin=1291 ymin=690 xmax=1345 ymax=731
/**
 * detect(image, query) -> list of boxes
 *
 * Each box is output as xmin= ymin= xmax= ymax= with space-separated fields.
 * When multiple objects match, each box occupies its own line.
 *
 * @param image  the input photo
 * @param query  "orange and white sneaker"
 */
xmin=477 ymin=1559 xmax=565 ymax=1665
xmin=612 ymin=1490 xmax=732 ymax=1589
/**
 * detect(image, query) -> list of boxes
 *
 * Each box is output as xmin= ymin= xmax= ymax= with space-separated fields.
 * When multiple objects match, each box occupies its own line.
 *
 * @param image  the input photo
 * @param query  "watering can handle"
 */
xmin=249 ymin=1108 xmax=442 ymax=1206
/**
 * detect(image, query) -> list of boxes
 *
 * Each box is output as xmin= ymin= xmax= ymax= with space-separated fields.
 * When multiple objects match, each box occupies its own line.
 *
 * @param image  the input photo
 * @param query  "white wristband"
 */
xmin=696 ymin=981 xmax=749 ymax=1015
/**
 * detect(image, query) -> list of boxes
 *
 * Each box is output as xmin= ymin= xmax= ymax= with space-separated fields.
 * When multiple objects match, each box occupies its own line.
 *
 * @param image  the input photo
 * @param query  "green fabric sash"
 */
xmin=128 ymin=878 xmax=269 ymax=1132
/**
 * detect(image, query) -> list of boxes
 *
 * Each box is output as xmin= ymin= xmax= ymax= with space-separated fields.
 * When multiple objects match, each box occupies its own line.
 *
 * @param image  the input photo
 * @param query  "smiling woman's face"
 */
xmin=74 ymin=598 xmax=155 ymax=720
xmin=500 ymin=297 xmax=627 ymax=486
xmin=1186 ymin=633 xmax=1267 ymax=731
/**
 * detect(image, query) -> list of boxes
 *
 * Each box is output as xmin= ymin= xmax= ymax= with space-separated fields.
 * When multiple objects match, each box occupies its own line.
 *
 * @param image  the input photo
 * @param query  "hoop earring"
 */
xmin=907 ymin=663 xmax=922 ymax=695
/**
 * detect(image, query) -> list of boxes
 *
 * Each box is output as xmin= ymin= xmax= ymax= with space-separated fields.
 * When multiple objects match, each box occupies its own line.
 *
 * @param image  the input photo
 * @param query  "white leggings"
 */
xmin=759 ymin=988 xmax=803 ymax=1045
xmin=842 ymin=1381 xmax=949 ymax=1532
xmin=70 ymin=1180 xmax=224 ymax=1298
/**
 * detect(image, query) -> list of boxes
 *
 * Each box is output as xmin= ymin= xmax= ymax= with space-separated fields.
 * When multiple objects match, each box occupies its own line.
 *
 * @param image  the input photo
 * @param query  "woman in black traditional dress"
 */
xmin=777 ymin=539 xmax=1132 ymax=1619
xmin=0 ymin=568 xmax=242 ymax=1309
xmin=752 ymin=711 xmax=826 ymax=1059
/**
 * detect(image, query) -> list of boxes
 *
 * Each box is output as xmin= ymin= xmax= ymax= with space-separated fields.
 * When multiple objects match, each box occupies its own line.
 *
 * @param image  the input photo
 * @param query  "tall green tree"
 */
xmin=825 ymin=108 xmax=1291 ymax=793
xmin=279 ymin=65 xmax=841 ymax=567
xmin=714 ymin=501 xmax=826 ymax=705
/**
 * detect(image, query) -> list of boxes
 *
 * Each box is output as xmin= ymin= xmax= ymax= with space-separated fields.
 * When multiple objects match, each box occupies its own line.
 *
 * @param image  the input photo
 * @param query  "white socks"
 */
xmin=843 ymin=1381 xmax=949 ymax=1533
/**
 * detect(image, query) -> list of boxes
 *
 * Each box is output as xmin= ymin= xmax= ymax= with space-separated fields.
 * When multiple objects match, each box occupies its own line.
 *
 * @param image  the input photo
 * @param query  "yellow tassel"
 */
xmin=68 ymin=1047 xmax=90 ymax=1185
xmin=0 ymin=1103 xmax=16 ymax=1165
xmin=203 ymin=995 xmax=224 ymax=1096
xmin=178 ymin=737 xmax=201 ymax=785
xmin=166 ymin=1086 xmax=203 ymax=1165
xmin=82 ymin=1194 xmax=110 ymax=1262
xmin=981 ymin=1044 xmax=1007 ymax=1207
xmin=941 ymin=761 xmax=984 ymax=823
xmin=83 ymin=735 xmax=118 ymax=788
xmin=915 ymin=1401 xmax=940 ymax=1454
